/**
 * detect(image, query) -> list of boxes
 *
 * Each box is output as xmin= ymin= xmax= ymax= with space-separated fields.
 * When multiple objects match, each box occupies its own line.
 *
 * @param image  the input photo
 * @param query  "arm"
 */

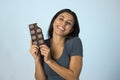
xmin=30 ymin=41 xmax=46 ymax=80
xmin=47 ymin=56 xmax=82 ymax=80
xmin=40 ymin=44 xmax=83 ymax=80
xmin=35 ymin=60 xmax=46 ymax=80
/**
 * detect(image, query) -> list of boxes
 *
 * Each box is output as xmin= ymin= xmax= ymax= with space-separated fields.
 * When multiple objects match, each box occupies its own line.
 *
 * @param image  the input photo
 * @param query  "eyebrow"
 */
xmin=58 ymin=15 xmax=74 ymax=23
xmin=59 ymin=15 xmax=64 ymax=18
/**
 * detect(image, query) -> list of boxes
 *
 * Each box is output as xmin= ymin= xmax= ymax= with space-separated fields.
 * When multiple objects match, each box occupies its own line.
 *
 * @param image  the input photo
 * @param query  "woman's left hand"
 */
xmin=39 ymin=44 xmax=52 ymax=64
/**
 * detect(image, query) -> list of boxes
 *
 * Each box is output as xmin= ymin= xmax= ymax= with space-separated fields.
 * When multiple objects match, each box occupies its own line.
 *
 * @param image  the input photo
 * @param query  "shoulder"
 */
xmin=66 ymin=37 xmax=82 ymax=45
xmin=65 ymin=37 xmax=83 ymax=57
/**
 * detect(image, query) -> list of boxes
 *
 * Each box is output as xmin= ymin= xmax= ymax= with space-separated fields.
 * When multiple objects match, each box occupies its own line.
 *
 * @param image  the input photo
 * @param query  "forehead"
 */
xmin=58 ymin=12 xmax=74 ymax=21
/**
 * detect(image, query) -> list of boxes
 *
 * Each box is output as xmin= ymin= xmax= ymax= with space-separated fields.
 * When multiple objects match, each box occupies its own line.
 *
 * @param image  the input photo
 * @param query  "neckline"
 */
xmin=49 ymin=38 xmax=66 ymax=61
xmin=53 ymin=44 xmax=65 ymax=61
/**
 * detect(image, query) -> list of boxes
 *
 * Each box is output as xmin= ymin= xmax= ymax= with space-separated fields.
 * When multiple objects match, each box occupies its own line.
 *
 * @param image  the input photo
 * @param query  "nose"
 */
xmin=61 ymin=21 xmax=67 ymax=27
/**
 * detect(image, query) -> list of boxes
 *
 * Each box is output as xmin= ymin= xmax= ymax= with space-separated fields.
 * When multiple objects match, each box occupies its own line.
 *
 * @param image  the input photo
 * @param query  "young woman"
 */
xmin=30 ymin=9 xmax=83 ymax=80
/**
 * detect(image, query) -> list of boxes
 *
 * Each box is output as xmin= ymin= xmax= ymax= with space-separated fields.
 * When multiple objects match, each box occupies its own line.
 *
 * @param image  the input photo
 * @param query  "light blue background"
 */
xmin=0 ymin=0 xmax=120 ymax=80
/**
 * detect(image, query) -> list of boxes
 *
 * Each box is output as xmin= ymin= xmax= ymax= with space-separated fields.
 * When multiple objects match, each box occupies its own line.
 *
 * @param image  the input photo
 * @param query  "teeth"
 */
xmin=58 ymin=26 xmax=65 ymax=31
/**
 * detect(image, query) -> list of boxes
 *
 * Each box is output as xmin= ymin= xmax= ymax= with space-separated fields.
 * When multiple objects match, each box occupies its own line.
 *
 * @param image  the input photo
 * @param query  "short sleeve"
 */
xmin=66 ymin=37 xmax=83 ymax=57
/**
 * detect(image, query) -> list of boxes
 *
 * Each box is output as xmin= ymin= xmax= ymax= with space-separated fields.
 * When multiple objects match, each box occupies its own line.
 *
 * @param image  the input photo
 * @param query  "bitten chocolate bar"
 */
xmin=29 ymin=23 xmax=44 ymax=46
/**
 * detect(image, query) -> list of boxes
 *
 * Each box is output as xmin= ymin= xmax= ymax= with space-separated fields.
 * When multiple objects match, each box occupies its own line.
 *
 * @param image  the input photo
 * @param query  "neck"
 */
xmin=51 ymin=34 xmax=65 ymax=46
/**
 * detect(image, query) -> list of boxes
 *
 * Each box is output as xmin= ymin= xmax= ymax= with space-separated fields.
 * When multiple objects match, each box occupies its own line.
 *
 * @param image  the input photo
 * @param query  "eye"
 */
xmin=58 ymin=17 xmax=64 ymax=21
xmin=66 ymin=21 xmax=73 ymax=26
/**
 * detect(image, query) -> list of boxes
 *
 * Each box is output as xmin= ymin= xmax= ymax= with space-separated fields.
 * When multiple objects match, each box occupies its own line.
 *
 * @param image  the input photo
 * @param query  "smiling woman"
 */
xmin=30 ymin=9 xmax=83 ymax=80
xmin=53 ymin=12 xmax=74 ymax=37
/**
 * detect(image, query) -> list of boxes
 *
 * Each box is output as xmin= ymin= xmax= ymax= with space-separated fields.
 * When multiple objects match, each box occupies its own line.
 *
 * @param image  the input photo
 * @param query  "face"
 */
xmin=53 ymin=12 xmax=74 ymax=37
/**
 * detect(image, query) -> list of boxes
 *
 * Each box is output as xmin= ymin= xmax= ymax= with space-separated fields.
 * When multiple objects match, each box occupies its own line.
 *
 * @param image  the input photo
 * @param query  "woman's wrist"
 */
xmin=35 ymin=58 xmax=40 ymax=64
xmin=46 ymin=59 xmax=54 ymax=65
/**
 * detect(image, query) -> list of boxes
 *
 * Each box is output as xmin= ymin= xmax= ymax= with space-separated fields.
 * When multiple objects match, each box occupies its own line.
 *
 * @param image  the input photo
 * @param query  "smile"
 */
xmin=57 ymin=26 xmax=65 ymax=32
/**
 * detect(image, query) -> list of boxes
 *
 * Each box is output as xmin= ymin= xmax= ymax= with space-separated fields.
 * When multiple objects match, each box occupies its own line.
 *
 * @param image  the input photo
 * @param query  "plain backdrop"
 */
xmin=0 ymin=0 xmax=120 ymax=80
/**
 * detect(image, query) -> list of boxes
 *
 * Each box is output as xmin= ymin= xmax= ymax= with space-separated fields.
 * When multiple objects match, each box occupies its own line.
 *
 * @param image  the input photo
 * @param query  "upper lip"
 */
xmin=57 ymin=26 xmax=65 ymax=31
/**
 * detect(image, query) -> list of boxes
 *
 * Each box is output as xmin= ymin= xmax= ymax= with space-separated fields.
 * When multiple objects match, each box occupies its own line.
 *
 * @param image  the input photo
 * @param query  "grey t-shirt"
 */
xmin=43 ymin=37 xmax=83 ymax=80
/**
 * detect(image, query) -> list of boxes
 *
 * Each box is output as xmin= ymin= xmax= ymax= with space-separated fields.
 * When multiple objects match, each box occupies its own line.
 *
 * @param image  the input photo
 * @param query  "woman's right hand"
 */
xmin=30 ymin=40 xmax=40 ymax=62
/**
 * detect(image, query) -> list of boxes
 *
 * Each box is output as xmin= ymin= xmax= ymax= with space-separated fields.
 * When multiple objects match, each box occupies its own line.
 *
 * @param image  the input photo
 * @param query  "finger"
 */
xmin=31 ymin=47 xmax=38 ymax=54
xmin=40 ymin=49 xmax=49 ymax=57
xmin=32 ymin=45 xmax=39 ymax=49
xmin=39 ymin=44 xmax=49 ymax=49
xmin=41 ymin=52 xmax=47 ymax=56
xmin=40 ymin=45 xmax=50 ymax=52
xmin=30 ymin=47 xmax=38 ymax=54
xmin=40 ymin=49 xmax=49 ymax=55
xmin=41 ymin=50 xmax=48 ymax=54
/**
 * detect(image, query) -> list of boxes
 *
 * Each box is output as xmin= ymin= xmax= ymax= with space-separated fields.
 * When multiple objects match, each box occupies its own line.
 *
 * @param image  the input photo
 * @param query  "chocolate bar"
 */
xmin=29 ymin=23 xmax=44 ymax=46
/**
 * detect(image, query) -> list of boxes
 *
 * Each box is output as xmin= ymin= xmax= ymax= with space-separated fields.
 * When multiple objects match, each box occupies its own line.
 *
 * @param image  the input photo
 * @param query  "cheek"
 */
xmin=53 ymin=21 xmax=56 ymax=27
xmin=52 ymin=21 xmax=56 ymax=27
xmin=67 ymin=26 xmax=73 ymax=32
xmin=52 ymin=22 xmax=57 ymax=32
xmin=52 ymin=20 xmax=57 ymax=28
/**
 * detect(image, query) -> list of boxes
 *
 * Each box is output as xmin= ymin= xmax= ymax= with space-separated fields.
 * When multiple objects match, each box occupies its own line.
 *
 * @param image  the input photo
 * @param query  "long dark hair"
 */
xmin=48 ymin=9 xmax=80 ymax=40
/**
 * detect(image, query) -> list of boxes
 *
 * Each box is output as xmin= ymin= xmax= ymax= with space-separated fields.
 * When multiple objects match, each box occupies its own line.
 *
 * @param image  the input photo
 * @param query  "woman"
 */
xmin=30 ymin=9 xmax=83 ymax=80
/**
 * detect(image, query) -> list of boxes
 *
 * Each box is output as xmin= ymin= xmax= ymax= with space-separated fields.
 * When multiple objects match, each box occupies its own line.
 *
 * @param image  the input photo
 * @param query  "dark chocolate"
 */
xmin=29 ymin=23 xmax=44 ymax=46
